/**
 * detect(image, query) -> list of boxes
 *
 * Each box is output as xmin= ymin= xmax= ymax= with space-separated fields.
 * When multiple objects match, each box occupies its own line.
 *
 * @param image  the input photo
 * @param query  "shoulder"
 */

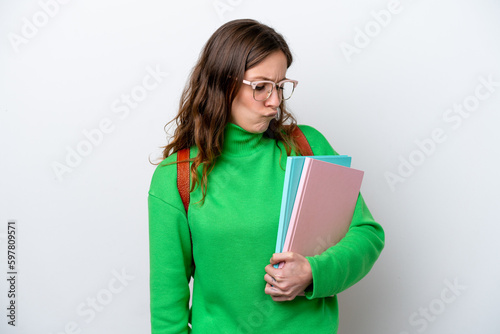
xmin=297 ymin=125 xmax=328 ymax=144
xmin=297 ymin=124 xmax=339 ymax=156
xmin=148 ymin=152 xmax=183 ymax=209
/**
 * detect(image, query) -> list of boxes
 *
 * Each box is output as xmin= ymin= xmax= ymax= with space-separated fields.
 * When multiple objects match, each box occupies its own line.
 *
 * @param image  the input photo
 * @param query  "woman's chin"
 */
xmin=251 ymin=121 xmax=272 ymax=134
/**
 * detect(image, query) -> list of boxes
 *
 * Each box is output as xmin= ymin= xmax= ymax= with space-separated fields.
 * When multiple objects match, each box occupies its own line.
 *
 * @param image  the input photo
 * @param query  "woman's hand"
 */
xmin=264 ymin=252 xmax=313 ymax=302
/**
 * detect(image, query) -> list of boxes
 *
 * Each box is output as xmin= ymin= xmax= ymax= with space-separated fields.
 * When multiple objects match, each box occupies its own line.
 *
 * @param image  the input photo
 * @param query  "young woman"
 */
xmin=148 ymin=19 xmax=384 ymax=334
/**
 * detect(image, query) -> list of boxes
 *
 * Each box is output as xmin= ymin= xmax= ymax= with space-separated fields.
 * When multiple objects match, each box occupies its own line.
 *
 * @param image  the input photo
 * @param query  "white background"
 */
xmin=1 ymin=0 xmax=499 ymax=333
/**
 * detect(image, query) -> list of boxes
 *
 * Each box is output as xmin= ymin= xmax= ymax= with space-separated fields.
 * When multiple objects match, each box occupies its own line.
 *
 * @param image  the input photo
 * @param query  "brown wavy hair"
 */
xmin=158 ymin=19 xmax=307 ymax=203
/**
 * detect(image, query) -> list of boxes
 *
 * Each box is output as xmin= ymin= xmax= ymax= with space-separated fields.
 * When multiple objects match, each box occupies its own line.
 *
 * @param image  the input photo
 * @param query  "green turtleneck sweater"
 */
xmin=148 ymin=123 xmax=385 ymax=334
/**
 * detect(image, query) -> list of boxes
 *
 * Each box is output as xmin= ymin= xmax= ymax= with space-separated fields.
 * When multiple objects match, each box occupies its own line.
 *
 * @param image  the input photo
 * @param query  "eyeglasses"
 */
xmin=242 ymin=79 xmax=298 ymax=102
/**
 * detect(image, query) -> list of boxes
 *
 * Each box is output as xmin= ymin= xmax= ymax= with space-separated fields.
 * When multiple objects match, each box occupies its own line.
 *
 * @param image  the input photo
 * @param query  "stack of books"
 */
xmin=274 ymin=155 xmax=364 ymax=268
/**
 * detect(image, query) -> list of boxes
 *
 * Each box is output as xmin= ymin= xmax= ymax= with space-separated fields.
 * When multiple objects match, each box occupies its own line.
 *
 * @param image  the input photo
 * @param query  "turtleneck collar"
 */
xmin=223 ymin=122 xmax=266 ymax=156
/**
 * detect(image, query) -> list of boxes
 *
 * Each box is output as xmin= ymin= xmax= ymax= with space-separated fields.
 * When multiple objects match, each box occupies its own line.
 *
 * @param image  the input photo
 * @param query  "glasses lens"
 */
xmin=253 ymin=82 xmax=274 ymax=101
xmin=280 ymin=81 xmax=295 ymax=100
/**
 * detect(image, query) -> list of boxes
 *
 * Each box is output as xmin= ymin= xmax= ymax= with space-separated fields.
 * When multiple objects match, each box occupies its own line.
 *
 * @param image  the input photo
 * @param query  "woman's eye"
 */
xmin=255 ymin=85 xmax=266 ymax=91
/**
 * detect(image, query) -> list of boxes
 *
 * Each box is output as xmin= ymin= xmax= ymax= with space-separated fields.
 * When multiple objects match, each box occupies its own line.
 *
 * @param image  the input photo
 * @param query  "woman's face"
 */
xmin=230 ymin=51 xmax=288 ymax=133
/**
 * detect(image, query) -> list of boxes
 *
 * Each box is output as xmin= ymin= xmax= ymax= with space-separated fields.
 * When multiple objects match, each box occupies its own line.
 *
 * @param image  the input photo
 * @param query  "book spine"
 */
xmin=283 ymin=157 xmax=312 ymax=252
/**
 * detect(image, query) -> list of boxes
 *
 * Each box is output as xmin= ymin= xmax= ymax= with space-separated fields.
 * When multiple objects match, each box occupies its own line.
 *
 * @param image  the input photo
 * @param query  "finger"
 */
xmin=271 ymin=295 xmax=294 ymax=302
xmin=264 ymin=264 xmax=275 ymax=275
xmin=264 ymin=264 xmax=282 ymax=281
xmin=270 ymin=252 xmax=293 ymax=265
xmin=264 ymin=282 xmax=281 ymax=296
xmin=266 ymin=286 xmax=297 ymax=302
xmin=264 ymin=274 xmax=282 ymax=291
xmin=263 ymin=273 xmax=277 ymax=286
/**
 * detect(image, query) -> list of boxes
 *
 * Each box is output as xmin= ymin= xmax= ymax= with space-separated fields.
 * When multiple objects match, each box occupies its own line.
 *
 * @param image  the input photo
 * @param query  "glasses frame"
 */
xmin=241 ymin=79 xmax=299 ymax=102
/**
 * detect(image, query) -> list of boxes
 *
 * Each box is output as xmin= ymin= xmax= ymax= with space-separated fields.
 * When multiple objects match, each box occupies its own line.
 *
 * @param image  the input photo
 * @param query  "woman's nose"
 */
xmin=265 ymin=87 xmax=281 ymax=108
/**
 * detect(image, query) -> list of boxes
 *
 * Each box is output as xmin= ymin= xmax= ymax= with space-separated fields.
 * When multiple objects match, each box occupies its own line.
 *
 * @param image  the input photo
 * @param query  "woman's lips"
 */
xmin=265 ymin=110 xmax=278 ymax=117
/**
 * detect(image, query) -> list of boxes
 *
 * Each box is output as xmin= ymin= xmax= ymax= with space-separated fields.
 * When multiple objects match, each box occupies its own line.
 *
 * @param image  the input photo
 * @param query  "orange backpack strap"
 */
xmin=291 ymin=126 xmax=313 ymax=156
xmin=177 ymin=148 xmax=191 ymax=213
xmin=177 ymin=147 xmax=195 ymax=275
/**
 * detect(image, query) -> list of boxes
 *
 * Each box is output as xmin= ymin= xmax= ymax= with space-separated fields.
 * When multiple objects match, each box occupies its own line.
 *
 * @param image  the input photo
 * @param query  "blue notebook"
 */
xmin=274 ymin=155 xmax=352 ymax=263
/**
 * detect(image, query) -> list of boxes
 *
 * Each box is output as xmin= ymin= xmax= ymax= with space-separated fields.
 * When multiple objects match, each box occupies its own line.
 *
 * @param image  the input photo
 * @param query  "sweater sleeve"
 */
xmin=297 ymin=125 xmax=385 ymax=299
xmin=148 ymin=157 xmax=193 ymax=334
xmin=305 ymin=193 xmax=385 ymax=298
